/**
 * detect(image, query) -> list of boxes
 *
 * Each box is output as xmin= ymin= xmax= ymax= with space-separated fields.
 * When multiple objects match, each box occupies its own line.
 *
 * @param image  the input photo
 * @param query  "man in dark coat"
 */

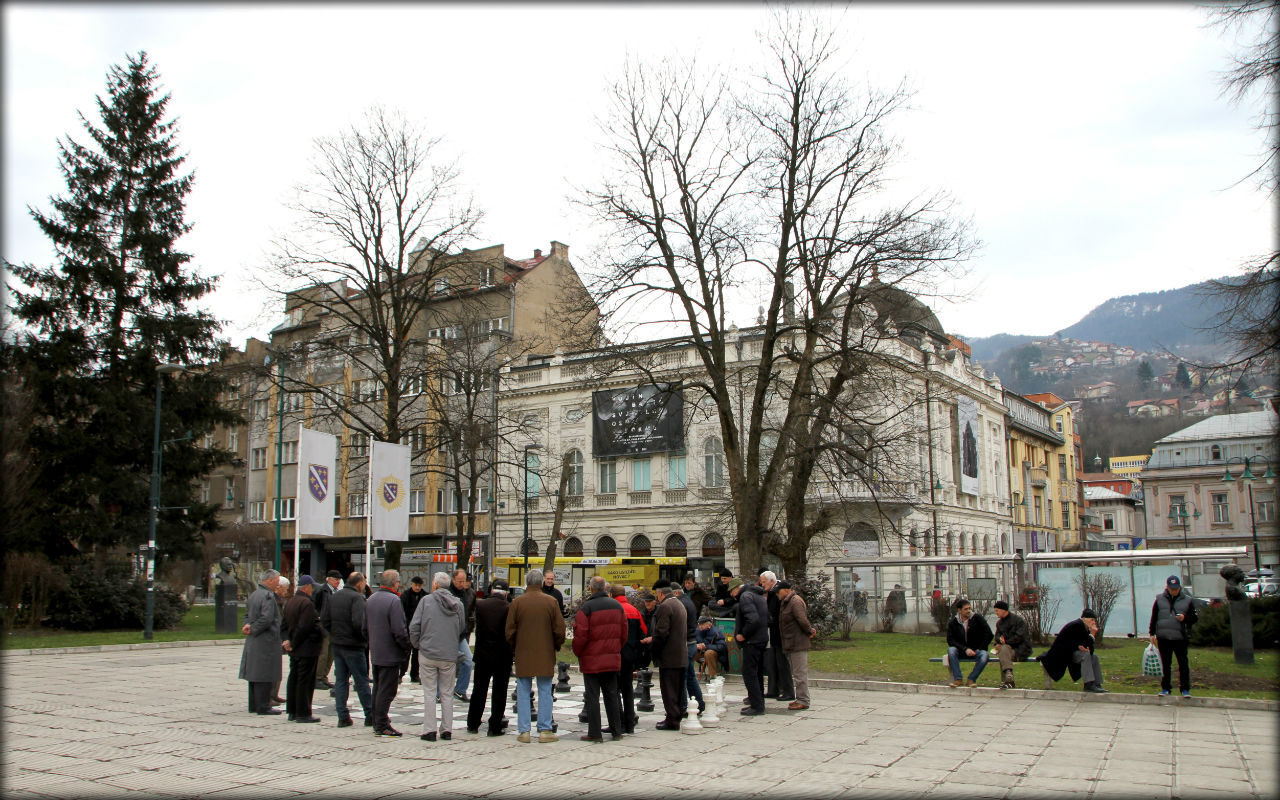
xmin=945 ymin=597 xmax=994 ymax=687
xmin=239 ymin=569 xmax=284 ymax=715
xmin=761 ymin=571 xmax=794 ymax=700
xmin=683 ymin=574 xmax=713 ymax=618
xmin=992 ymin=600 xmax=1033 ymax=689
xmin=710 ymin=569 xmax=736 ymax=617
xmin=365 ymin=570 xmax=411 ymax=736
xmin=572 ymin=576 xmax=628 ymax=741
xmin=694 ymin=615 xmax=728 ymax=679
xmin=1040 ymin=609 xmax=1107 ymax=693
xmin=1149 ymin=575 xmax=1198 ymax=697
xmin=282 ymin=575 xmax=324 ymax=722
xmin=400 ymin=576 xmax=427 ymax=683
xmin=669 ymin=582 xmax=704 ymax=716
xmin=321 ymin=572 xmax=373 ymax=727
xmin=448 ymin=569 xmax=478 ymax=701
xmin=643 ymin=583 xmax=688 ymax=731
xmin=610 ymin=584 xmax=647 ymax=734
xmin=732 ymin=577 xmax=769 ymax=715
xmin=506 ymin=569 xmax=566 ymax=743
xmin=467 ymin=579 xmax=514 ymax=736
xmin=313 ymin=570 xmax=342 ymax=689
xmin=543 ymin=570 xmax=566 ymax=616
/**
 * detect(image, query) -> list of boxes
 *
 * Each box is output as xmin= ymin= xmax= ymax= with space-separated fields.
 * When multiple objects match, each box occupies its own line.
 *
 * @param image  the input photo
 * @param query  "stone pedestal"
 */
xmin=1228 ymin=599 xmax=1255 ymax=665
xmin=214 ymin=583 xmax=239 ymax=633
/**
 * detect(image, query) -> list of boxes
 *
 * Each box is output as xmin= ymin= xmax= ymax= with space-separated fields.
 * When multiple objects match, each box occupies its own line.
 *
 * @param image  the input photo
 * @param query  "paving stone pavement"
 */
xmin=2 ymin=644 xmax=1276 ymax=800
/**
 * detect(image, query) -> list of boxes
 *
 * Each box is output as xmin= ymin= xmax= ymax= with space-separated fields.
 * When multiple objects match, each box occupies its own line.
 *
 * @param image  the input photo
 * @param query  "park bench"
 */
xmin=928 ymin=654 xmax=1051 ymax=689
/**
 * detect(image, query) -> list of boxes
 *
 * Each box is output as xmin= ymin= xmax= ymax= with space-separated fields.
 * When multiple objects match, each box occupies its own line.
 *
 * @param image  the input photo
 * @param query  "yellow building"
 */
xmin=1109 ymin=454 xmax=1149 ymax=480
xmin=1004 ymin=391 xmax=1073 ymax=553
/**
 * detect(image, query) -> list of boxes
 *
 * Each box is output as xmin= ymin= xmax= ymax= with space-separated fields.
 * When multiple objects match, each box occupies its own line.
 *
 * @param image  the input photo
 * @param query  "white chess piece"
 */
xmin=682 ymin=706 xmax=704 ymax=734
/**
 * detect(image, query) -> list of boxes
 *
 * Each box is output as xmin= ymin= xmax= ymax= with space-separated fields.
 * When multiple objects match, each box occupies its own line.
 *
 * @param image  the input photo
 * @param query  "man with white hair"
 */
xmin=365 ymin=569 xmax=410 ymax=737
xmin=505 ymin=569 xmax=565 ymax=743
xmin=239 ymin=569 xmax=283 ymax=715
xmin=760 ymin=570 xmax=794 ymax=701
xmin=409 ymin=571 xmax=466 ymax=742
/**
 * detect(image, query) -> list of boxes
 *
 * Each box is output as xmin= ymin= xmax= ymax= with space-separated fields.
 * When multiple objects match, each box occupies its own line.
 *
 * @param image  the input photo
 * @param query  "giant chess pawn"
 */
xmin=682 ymin=706 xmax=704 ymax=734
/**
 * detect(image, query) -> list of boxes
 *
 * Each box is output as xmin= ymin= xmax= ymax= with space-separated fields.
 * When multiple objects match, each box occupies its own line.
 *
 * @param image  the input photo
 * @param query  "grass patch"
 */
xmin=806 ymin=632 xmax=1279 ymax=701
xmin=3 ymin=604 xmax=241 ymax=650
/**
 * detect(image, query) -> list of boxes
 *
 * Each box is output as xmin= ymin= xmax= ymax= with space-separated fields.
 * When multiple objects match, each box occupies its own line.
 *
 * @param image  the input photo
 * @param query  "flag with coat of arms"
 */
xmin=370 ymin=439 xmax=411 ymax=541
xmin=296 ymin=426 xmax=336 ymax=537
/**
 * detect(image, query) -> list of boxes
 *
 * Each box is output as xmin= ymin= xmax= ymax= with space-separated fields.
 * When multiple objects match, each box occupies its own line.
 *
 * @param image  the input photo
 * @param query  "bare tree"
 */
xmin=263 ymin=106 xmax=482 ymax=570
xmin=1075 ymin=571 xmax=1124 ymax=644
xmin=581 ymin=11 xmax=973 ymax=577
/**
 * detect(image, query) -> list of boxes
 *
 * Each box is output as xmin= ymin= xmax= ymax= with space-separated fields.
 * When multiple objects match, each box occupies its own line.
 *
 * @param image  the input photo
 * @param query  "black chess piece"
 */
xmin=555 ymin=661 xmax=572 ymax=693
xmin=636 ymin=668 xmax=655 ymax=713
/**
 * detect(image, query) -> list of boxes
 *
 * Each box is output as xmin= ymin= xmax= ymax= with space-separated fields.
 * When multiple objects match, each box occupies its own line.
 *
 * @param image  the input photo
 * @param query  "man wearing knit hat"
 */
xmin=992 ymin=600 xmax=1032 ymax=689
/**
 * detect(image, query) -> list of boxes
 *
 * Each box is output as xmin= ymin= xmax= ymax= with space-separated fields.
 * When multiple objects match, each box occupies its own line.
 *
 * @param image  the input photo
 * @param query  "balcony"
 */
xmin=1028 ymin=466 xmax=1049 ymax=488
xmin=699 ymin=487 xmax=726 ymax=501
xmin=663 ymin=489 xmax=687 ymax=504
xmin=628 ymin=491 xmax=651 ymax=506
xmin=595 ymin=494 xmax=616 ymax=508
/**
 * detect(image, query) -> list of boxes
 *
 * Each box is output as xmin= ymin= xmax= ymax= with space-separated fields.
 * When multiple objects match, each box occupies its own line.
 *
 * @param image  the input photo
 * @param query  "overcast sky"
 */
xmin=4 ymin=3 xmax=1273 ymax=346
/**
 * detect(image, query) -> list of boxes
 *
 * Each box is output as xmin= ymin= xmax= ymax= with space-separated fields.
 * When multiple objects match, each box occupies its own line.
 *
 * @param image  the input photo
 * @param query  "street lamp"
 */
xmin=146 ymin=363 xmax=185 ymax=640
xmin=522 ymin=443 xmax=543 ymax=577
xmin=1167 ymin=499 xmax=1200 ymax=581
xmin=1221 ymin=455 xmax=1275 ymax=574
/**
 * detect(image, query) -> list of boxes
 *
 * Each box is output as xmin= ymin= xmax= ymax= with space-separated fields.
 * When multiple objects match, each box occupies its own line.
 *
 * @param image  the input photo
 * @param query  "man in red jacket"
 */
xmin=572 ymin=576 xmax=628 ymax=742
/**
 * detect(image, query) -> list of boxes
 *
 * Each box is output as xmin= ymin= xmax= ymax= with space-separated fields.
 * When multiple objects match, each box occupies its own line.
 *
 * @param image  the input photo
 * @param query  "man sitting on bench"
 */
xmin=945 ymin=598 xmax=994 ymax=687
xmin=992 ymin=600 xmax=1033 ymax=689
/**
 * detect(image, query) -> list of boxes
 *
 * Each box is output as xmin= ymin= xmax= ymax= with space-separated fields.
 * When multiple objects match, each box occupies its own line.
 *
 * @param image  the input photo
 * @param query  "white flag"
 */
xmin=370 ymin=440 xmax=411 ymax=542
xmin=296 ymin=426 xmax=337 ymax=537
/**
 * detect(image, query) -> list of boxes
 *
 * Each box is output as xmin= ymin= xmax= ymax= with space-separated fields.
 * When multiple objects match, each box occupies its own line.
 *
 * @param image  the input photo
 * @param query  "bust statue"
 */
xmin=216 ymin=557 xmax=237 ymax=586
xmin=1221 ymin=564 xmax=1247 ymax=601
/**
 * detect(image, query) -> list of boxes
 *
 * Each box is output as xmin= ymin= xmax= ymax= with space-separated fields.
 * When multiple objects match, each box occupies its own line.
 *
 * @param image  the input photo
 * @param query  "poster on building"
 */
xmin=592 ymin=383 xmax=684 ymax=457
xmin=296 ymin=426 xmax=337 ymax=537
xmin=369 ymin=440 xmax=411 ymax=541
xmin=957 ymin=395 xmax=980 ymax=496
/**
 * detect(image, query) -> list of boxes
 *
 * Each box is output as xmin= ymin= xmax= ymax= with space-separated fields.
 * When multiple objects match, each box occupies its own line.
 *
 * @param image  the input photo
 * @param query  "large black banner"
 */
xmin=592 ymin=383 xmax=684 ymax=457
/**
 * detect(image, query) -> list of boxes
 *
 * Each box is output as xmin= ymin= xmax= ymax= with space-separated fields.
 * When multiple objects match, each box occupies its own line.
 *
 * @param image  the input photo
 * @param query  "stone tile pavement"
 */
xmin=2 ymin=642 xmax=1276 ymax=799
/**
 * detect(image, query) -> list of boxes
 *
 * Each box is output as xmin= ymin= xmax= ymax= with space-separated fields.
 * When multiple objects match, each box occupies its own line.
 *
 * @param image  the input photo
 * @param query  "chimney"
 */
xmin=534 ymin=249 xmax=542 ymax=259
xmin=550 ymin=241 xmax=569 ymax=259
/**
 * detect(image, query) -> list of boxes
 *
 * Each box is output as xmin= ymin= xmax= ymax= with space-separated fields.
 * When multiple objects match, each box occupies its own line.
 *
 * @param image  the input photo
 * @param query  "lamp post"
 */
xmin=146 ymin=363 xmax=186 ymax=640
xmin=1166 ymin=499 xmax=1200 ymax=581
xmin=1221 ymin=456 xmax=1275 ymax=575
xmin=264 ymin=351 xmax=286 ymax=570
xmin=521 ymin=443 xmax=542 ymax=578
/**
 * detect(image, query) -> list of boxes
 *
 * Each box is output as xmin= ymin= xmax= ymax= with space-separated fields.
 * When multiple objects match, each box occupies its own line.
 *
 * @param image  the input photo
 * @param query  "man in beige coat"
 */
xmin=505 ymin=570 xmax=565 ymax=743
xmin=777 ymin=581 xmax=817 ymax=710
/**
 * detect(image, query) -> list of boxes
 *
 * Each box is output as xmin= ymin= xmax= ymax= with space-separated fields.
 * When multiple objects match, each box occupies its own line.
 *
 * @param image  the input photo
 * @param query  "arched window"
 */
xmin=521 ymin=538 xmax=539 ymax=556
xmin=842 ymin=521 xmax=879 ymax=559
xmin=630 ymin=534 xmax=652 ymax=557
xmin=1210 ymin=444 xmax=1222 ymax=461
xmin=701 ymin=533 xmax=725 ymax=557
xmin=970 ymin=533 xmax=978 ymax=555
xmin=566 ymin=449 xmax=584 ymax=496
xmin=563 ymin=536 xmax=583 ymax=557
xmin=982 ymin=534 xmax=992 ymax=554
xmin=704 ymin=437 xmax=725 ymax=488
xmin=946 ymin=531 xmax=955 ymax=556
xmin=596 ymin=535 xmax=616 ymax=557
xmin=664 ymin=533 xmax=686 ymax=557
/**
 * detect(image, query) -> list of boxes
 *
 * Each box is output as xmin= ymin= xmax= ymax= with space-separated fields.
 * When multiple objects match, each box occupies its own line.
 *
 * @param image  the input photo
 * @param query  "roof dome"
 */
xmin=864 ymin=281 xmax=944 ymax=336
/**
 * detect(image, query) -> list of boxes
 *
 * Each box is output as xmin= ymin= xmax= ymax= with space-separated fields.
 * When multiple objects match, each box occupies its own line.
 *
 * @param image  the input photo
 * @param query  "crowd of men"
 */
xmin=239 ymin=566 xmax=817 ymax=741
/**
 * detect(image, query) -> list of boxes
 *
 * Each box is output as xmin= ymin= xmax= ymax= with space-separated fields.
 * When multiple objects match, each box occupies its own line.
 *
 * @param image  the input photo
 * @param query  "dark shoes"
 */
xmin=453 ymin=691 xmax=469 ymax=701
xmin=295 ymin=717 xmax=320 ymax=724
xmin=580 ymin=734 xmax=604 ymax=742
xmin=337 ymin=718 xmax=353 ymax=728
xmin=421 ymin=731 xmax=436 ymax=742
xmin=654 ymin=721 xmax=681 ymax=731
xmin=776 ymin=695 xmax=796 ymax=702
xmin=257 ymin=709 xmax=283 ymax=716
xmin=376 ymin=726 xmax=403 ymax=737
xmin=1083 ymin=683 xmax=1109 ymax=694
xmin=364 ymin=717 xmax=374 ymax=727
xmin=740 ymin=707 xmax=764 ymax=716
xmin=487 ymin=729 xmax=505 ymax=737
xmin=466 ymin=726 xmax=479 ymax=735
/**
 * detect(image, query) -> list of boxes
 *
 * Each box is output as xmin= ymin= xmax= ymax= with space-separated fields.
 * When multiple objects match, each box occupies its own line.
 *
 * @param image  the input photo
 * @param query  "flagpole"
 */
xmin=294 ymin=422 xmax=303 ymax=580
xmin=365 ymin=460 xmax=373 ymax=578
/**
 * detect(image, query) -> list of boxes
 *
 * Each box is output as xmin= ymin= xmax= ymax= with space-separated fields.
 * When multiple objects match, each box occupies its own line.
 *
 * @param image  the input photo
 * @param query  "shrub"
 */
xmin=929 ymin=592 xmax=952 ymax=634
xmin=46 ymin=562 xmax=189 ymax=631
xmin=1188 ymin=596 xmax=1280 ymax=649
xmin=1 ymin=552 xmax=65 ymax=632
xmin=791 ymin=572 xmax=842 ymax=641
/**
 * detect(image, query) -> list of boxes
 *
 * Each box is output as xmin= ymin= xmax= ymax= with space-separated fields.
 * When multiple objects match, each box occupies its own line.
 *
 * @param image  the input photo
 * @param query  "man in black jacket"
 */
xmin=449 ymin=569 xmax=478 ymax=702
xmin=732 ymin=578 xmax=769 ymax=715
xmin=945 ymin=598 xmax=994 ymax=687
xmin=467 ymin=579 xmax=514 ymax=736
xmin=400 ymin=577 xmax=427 ymax=682
xmin=992 ymin=600 xmax=1032 ymax=689
xmin=320 ymin=572 xmax=374 ymax=727
xmin=1040 ymin=609 xmax=1107 ymax=693
xmin=610 ymin=584 xmax=646 ymax=734
xmin=283 ymin=575 xmax=324 ymax=722
xmin=760 ymin=571 xmax=794 ymax=701
xmin=313 ymin=570 xmax=342 ymax=690
xmin=710 ymin=569 xmax=737 ymax=616
xmin=670 ymin=583 xmax=705 ymax=716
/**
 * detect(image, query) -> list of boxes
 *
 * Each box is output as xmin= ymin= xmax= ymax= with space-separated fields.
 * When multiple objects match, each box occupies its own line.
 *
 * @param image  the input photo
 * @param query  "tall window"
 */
xmin=1212 ymin=492 xmax=1230 ymax=523
xmin=1062 ymin=504 xmax=1071 ymax=529
xmin=1257 ymin=492 xmax=1276 ymax=523
xmin=1103 ymin=513 xmax=1115 ymax=531
xmin=349 ymin=493 xmax=367 ymax=518
xmin=249 ymin=501 xmax=266 ymax=522
xmin=253 ymin=399 xmax=268 ymax=419
xmin=629 ymin=534 xmax=652 ymax=557
xmin=349 ymin=433 xmax=369 ymax=457
xmin=409 ymin=489 xmax=426 ymax=515
xmin=281 ymin=441 xmax=298 ymax=464
xmin=1169 ymin=493 xmax=1186 ymax=517
xmin=668 ymin=453 xmax=687 ymax=489
xmin=704 ymin=437 xmax=725 ymax=488
xmin=632 ymin=457 xmax=651 ymax=491
xmin=200 ymin=480 xmax=210 ymax=503
xmin=274 ymin=497 xmax=296 ymax=521
xmin=1210 ymin=444 xmax=1222 ymax=461
xmin=228 ymin=429 xmax=239 ymax=451
xmin=565 ymin=450 xmax=584 ymax=496
xmin=524 ymin=452 xmax=540 ymax=498
xmin=596 ymin=535 xmax=617 ymax=557
xmin=1057 ymin=453 xmax=1067 ymax=478
xmin=598 ymin=458 xmax=616 ymax=494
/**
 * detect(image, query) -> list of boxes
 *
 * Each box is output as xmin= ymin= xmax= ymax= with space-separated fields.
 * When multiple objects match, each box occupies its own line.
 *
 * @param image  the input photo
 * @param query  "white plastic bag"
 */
xmin=1142 ymin=643 xmax=1163 ymax=677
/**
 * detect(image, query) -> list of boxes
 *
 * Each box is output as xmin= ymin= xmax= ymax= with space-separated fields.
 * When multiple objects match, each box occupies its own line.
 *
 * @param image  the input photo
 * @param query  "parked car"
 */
xmin=1241 ymin=581 xmax=1280 ymax=599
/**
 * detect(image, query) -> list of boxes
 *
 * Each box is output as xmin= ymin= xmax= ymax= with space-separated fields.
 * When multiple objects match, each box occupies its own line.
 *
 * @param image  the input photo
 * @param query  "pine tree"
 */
xmin=6 ymin=52 xmax=236 ymax=561
xmin=1137 ymin=360 xmax=1154 ymax=388
xmin=1174 ymin=362 xmax=1192 ymax=390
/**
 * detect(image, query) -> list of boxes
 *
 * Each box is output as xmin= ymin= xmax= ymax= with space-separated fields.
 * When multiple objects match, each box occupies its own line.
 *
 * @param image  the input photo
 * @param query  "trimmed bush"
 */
xmin=1188 ymin=596 xmax=1280 ymax=649
xmin=46 ymin=562 xmax=189 ymax=631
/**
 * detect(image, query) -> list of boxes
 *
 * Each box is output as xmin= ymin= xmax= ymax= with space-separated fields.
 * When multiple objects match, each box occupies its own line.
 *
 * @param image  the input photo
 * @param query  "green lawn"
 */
xmin=807 ymin=632 xmax=1279 ymax=701
xmin=2 ymin=605 xmax=241 ymax=650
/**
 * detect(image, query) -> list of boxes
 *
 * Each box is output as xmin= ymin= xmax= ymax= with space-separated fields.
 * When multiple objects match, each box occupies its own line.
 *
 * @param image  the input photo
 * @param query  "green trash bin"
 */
xmin=713 ymin=617 xmax=741 ymax=674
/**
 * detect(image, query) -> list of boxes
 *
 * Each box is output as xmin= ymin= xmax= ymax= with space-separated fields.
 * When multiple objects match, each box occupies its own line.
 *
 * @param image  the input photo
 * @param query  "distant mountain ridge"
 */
xmin=963 ymin=278 xmax=1234 ymax=364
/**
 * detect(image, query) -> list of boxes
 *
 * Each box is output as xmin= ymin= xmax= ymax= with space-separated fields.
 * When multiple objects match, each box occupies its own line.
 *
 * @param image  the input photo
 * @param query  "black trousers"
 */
xmin=616 ymin=658 xmax=636 ymax=731
xmin=658 ymin=667 xmax=685 ymax=725
xmin=583 ymin=671 xmax=622 ymax=738
xmin=1157 ymin=637 xmax=1191 ymax=693
xmin=285 ymin=655 xmax=318 ymax=718
xmin=764 ymin=632 xmax=793 ymax=697
xmin=400 ymin=647 xmax=420 ymax=682
xmin=371 ymin=664 xmax=401 ymax=731
xmin=741 ymin=643 xmax=765 ymax=711
xmin=467 ymin=654 xmax=512 ymax=733
xmin=247 ymin=681 xmax=273 ymax=714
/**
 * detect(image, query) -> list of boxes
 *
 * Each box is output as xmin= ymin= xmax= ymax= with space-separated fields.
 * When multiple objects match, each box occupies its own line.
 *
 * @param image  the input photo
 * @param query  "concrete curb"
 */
xmin=0 ymin=638 xmax=242 ymax=657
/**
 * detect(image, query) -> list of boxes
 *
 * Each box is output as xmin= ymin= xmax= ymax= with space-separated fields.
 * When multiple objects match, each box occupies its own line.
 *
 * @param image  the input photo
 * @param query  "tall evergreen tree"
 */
xmin=1136 ymin=360 xmax=1154 ymax=389
xmin=6 ymin=52 xmax=235 ymax=562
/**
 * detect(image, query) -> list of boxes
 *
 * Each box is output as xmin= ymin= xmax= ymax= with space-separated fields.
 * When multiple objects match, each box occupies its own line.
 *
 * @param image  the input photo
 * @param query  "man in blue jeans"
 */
xmin=447 ymin=569 xmax=477 ymax=702
xmin=945 ymin=597 xmax=994 ymax=687
xmin=320 ymin=572 xmax=374 ymax=727
xmin=504 ymin=569 xmax=565 ymax=742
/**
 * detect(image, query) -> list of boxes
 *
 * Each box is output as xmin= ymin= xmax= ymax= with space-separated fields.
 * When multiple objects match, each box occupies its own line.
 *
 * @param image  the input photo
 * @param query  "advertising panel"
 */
xmin=957 ymin=395 xmax=980 ymax=497
xmin=592 ymin=383 xmax=684 ymax=457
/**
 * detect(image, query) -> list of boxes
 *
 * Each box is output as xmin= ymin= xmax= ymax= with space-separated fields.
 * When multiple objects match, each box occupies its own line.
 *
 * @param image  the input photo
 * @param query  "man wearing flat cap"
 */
xmin=777 ymin=581 xmax=816 ymax=710
xmin=313 ymin=570 xmax=343 ymax=690
xmin=283 ymin=575 xmax=324 ymax=722
xmin=992 ymin=599 xmax=1032 ymax=689
xmin=1040 ymin=609 xmax=1107 ymax=693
